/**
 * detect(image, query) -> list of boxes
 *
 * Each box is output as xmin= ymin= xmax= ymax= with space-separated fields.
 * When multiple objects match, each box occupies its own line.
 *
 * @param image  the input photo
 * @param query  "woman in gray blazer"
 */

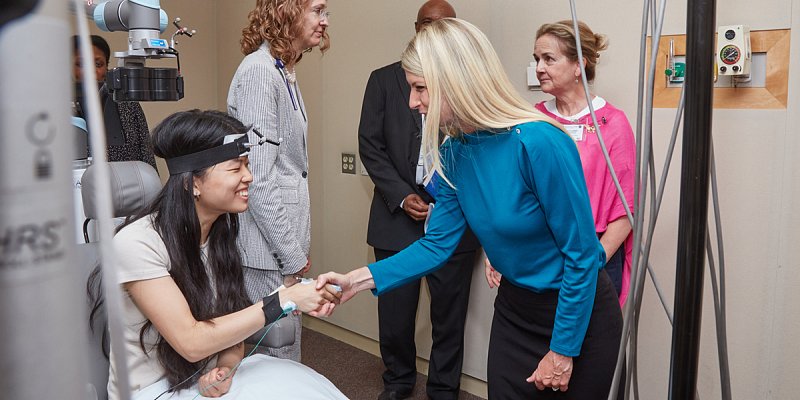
xmin=227 ymin=0 xmax=330 ymax=361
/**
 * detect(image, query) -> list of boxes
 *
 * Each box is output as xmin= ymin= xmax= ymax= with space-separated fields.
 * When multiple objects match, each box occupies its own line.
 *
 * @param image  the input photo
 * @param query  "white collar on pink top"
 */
xmin=543 ymin=96 xmax=607 ymax=122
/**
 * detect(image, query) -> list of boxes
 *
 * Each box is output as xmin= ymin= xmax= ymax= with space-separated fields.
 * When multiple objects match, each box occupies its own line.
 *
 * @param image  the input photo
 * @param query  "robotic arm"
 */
xmin=83 ymin=0 xmax=196 ymax=101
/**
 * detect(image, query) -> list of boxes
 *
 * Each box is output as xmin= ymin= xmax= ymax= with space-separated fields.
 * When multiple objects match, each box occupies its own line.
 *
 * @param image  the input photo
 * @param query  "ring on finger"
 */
xmin=552 ymin=387 xmax=559 ymax=391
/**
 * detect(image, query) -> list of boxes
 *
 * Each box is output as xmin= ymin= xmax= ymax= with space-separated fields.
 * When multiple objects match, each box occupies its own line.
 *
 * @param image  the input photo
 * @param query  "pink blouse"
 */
xmin=536 ymin=97 xmax=636 ymax=306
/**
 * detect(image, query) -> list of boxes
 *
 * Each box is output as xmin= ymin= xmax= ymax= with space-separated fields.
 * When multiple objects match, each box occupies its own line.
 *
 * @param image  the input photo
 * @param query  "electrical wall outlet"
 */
xmin=341 ymin=153 xmax=356 ymax=174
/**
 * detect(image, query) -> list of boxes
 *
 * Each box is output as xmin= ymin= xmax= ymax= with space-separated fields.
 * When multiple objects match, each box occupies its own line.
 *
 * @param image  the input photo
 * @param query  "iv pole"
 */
xmin=669 ymin=0 xmax=717 ymax=398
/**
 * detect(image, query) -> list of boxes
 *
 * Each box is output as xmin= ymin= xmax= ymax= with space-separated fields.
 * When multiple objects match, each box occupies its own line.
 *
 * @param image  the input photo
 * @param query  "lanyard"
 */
xmin=274 ymin=58 xmax=306 ymax=122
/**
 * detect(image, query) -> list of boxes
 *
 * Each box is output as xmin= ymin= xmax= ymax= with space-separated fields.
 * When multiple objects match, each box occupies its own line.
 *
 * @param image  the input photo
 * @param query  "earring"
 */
xmin=193 ymin=190 xmax=200 ymax=199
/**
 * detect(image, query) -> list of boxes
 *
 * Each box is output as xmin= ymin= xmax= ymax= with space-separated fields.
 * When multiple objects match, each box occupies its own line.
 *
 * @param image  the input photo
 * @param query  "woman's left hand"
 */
xmin=483 ymin=258 xmax=502 ymax=288
xmin=198 ymin=366 xmax=233 ymax=397
xmin=528 ymin=350 xmax=573 ymax=392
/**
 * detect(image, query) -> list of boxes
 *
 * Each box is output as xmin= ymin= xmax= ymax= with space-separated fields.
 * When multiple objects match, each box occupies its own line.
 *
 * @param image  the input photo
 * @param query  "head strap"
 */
xmin=165 ymin=128 xmax=279 ymax=175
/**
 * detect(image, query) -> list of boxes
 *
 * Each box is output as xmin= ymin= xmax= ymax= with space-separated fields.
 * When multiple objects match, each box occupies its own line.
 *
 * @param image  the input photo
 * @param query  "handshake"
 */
xmin=276 ymin=269 xmax=371 ymax=317
xmin=274 ymin=275 xmax=342 ymax=317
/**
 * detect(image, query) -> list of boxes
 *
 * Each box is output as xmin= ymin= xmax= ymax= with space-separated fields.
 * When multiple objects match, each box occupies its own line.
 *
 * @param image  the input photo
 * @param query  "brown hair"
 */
xmin=240 ymin=0 xmax=330 ymax=64
xmin=536 ymin=20 xmax=608 ymax=82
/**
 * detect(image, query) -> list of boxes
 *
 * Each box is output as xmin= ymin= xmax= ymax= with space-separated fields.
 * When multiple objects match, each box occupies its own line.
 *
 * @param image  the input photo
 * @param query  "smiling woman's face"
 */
xmin=193 ymin=156 xmax=253 ymax=219
xmin=405 ymin=71 xmax=454 ymax=125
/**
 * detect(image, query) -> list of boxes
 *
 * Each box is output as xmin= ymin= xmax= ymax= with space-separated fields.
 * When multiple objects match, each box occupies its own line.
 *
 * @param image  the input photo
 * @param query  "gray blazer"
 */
xmin=227 ymin=42 xmax=310 ymax=274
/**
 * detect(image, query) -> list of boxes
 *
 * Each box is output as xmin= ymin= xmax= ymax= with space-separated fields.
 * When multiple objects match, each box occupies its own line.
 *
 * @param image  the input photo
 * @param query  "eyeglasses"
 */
xmin=313 ymin=8 xmax=330 ymax=22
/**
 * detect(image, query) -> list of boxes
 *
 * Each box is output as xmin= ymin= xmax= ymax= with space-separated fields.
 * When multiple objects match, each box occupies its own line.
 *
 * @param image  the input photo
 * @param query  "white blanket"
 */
xmin=133 ymin=354 xmax=348 ymax=400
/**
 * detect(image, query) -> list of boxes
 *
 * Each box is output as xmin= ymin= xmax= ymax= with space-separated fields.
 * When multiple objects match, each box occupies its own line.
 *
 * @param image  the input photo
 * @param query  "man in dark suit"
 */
xmin=358 ymin=2 xmax=480 ymax=399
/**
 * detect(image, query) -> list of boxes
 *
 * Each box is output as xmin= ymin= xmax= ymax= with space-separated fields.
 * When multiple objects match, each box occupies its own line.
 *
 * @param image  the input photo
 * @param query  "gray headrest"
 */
xmin=81 ymin=161 xmax=162 ymax=219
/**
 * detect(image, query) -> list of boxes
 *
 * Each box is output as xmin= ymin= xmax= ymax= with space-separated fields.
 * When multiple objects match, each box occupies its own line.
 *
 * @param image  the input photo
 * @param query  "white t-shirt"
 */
xmin=105 ymin=216 xmax=348 ymax=400
xmin=107 ymin=216 xmax=211 ymax=400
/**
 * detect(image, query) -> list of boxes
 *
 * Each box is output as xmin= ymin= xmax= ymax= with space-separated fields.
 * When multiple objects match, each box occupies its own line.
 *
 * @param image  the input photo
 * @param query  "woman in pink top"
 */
xmin=533 ymin=20 xmax=635 ymax=306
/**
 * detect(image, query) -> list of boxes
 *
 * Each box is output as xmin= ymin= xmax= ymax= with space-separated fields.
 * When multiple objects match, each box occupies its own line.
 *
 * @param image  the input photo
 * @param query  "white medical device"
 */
xmin=716 ymin=24 xmax=751 ymax=76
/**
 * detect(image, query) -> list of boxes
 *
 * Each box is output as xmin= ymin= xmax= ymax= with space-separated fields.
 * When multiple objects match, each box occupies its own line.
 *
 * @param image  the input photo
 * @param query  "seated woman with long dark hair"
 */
xmin=92 ymin=110 xmax=345 ymax=400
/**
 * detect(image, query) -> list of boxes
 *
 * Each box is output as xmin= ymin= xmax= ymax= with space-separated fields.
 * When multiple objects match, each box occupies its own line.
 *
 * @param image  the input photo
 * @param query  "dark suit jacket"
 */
xmin=358 ymin=62 xmax=479 ymax=252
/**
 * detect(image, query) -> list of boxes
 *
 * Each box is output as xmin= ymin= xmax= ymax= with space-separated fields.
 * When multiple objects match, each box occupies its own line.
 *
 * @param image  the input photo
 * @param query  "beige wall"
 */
xmin=81 ymin=0 xmax=800 ymax=397
xmin=299 ymin=1 xmax=800 ymax=398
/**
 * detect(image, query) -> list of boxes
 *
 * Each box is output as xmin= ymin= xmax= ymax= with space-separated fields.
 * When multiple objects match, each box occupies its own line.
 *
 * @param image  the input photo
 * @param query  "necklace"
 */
xmin=274 ymin=58 xmax=296 ymax=83
xmin=274 ymin=57 xmax=305 ymax=121
xmin=285 ymin=68 xmax=297 ymax=84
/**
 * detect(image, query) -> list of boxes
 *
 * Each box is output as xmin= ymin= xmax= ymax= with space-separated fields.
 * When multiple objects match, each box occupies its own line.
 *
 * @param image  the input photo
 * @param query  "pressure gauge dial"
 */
xmin=720 ymin=45 xmax=741 ymax=65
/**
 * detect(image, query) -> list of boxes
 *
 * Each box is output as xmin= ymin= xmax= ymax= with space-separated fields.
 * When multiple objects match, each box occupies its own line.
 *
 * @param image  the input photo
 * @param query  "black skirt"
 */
xmin=487 ymin=270 xmax=622 ymax=399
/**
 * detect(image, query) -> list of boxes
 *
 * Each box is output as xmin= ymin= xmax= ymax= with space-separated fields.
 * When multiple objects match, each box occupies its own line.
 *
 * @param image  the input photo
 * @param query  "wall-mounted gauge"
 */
xmin=717 ymin=25 xmax=750 ymax=76
xmin=720 ymin=45 xmax=741 ymax=65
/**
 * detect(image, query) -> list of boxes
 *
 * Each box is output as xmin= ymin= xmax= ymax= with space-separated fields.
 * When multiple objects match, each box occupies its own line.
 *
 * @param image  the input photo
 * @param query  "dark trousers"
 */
xmin=602 ymin=237 xmax=625 ymax=296
xmin=376 ymin=248 xmax=476 ymax=400
xmin=487 ymin=271 xmax=622 ymax=399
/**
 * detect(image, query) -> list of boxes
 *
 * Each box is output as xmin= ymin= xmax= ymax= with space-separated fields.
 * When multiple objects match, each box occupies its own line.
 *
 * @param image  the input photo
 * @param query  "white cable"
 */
xmin=625 ymin=0 xmax=669 ymax=397
xmin=564 ymin=0 xmax=731 ymax=398
xmin=708 ymin=142 xmax=732 ymax=399
xmin=564 ymin=0 xmax=649 ymax=396
xmin=74 ymin=0 xmax=132 ymax=398
xmin=563 ymin=0 xmax=681 ymax=398
xmin=618 ymin=1 xmax=654 ymax=397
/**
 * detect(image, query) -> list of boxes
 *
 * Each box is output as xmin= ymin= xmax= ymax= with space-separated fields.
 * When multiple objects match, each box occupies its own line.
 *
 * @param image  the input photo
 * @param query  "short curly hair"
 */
xmin=240 ymin=0 xmax=330 ymax=65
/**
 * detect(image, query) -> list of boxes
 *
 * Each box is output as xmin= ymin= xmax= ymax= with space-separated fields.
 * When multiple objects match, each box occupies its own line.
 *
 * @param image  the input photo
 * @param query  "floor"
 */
xmin=300 ymin=328 xmax=486 ymax=400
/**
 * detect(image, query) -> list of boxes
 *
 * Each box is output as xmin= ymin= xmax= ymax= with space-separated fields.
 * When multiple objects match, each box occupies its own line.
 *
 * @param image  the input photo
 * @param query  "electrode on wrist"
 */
xmin=281 ymin=300 xmax=297 ymax=313
xmin=261 ymin=293 xmax=284 ymax=325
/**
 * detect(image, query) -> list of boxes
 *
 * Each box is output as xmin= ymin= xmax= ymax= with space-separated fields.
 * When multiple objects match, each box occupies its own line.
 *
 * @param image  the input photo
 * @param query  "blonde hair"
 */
xmin=240 ymin=0 xmax=330 ymax=64
xmin=535 ymin=20 xmax=607 ymax=82
xmin=401 ymin=18 xmax=562 ymax=187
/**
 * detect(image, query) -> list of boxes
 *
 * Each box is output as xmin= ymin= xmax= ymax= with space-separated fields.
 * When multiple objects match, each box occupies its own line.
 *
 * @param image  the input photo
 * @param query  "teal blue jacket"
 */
xmin=368 ymin=121 xmax=605 ymax=357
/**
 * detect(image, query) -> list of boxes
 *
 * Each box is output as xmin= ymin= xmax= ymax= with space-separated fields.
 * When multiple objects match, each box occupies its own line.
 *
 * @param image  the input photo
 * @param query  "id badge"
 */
xmin=565 ymin=124 xmax=585 ymax=142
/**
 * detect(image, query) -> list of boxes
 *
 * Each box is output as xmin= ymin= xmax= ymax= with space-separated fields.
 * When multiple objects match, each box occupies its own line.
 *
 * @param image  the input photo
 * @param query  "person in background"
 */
xmin=358 ymin=2 xmax=480 ymax=399
xmin=227 ymin=0 xmax=330 ymax=361
xmin=319 ymin=18 xmax=622 ymax=399
xmin=72 ymin=34 xmax=156 ymax=170
xmin=90 ymin=109 xmax=344 ymax=400
xmin=531 ymin=20 xmax=635 ymax=306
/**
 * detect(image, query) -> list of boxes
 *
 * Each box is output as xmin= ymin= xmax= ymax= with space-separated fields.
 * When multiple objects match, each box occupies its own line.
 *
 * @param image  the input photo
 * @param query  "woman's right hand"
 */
xmin=528 ymin=351 xmax=574 ymax=392
xmin=316 ymin=271 xmax=357 ymax=304
xmin=484 ymin=258 xmax=502 ymax=288
xmin=316 ymin=267 xmax=375 ymax=305
xmin=278 ymin=280 xmax=341 ymax=313
xmin=197 ymin=367 xmax=232 ymax=398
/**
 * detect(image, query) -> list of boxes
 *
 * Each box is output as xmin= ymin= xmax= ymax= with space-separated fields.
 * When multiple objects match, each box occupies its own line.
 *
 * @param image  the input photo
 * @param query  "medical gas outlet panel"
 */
xmin=717 ymin=25 xmax=751 ymax=76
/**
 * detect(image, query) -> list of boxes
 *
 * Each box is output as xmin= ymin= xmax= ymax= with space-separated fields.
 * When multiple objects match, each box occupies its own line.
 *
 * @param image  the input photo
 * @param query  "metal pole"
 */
xmin=668 ymin=0 xmax=716 ymax=398
xmin=0 ymin=1 xmax=91 ymax=398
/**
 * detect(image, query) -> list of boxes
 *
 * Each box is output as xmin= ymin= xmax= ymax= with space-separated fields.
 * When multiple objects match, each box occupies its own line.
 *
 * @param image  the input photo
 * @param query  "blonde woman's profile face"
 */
xmin=405 ymin=71 xmax=453 ymax=124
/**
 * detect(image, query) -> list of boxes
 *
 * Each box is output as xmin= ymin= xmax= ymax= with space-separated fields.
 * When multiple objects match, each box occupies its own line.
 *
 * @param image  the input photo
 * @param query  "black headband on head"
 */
xmin=166 ymin=134 xmax=250 ymax=175
xmin=165 ymin=128 xmax=279 ymax=175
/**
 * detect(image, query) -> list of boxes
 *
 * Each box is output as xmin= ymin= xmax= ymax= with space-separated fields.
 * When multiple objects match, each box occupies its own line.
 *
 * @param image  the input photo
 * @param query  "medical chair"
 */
xmin=77 ymin=161 xmax=294 ymax=399
xmin=80 ymin=160 xmax=162 ymax=243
